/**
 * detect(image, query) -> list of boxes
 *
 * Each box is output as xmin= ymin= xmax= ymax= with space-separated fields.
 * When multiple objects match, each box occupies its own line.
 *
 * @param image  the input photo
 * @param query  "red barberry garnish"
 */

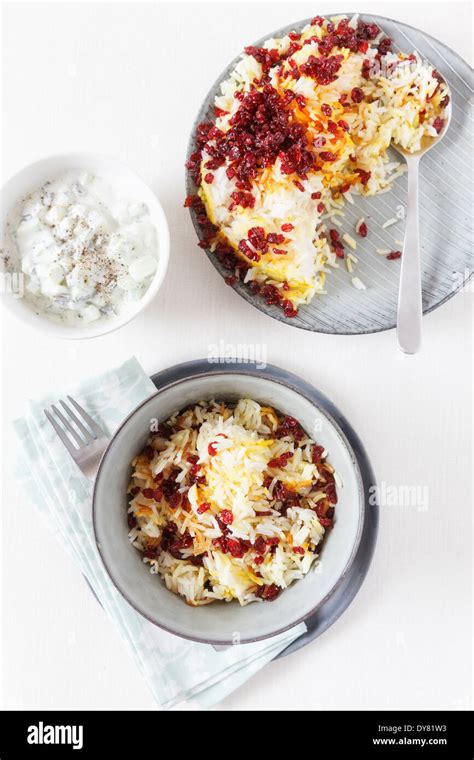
xmin=254 ymin=537 xmax=267 ymax=554
xmin=262 ymin=584 xmax=281 ymax=601
xmin=283 ymin=299 xmax=298 ymax=318
xmin=319 ymin=517 xmax=333 ymax=528
xmin=268 ymin=452 xmax=293 ymax=468
xmin=267 ymin=232 xmax=285 ymax=245
xmin=300 ymin=54 xmax=344 ymax=86
xmin=355 ymin=168 xmax=371 ymax=185
xmin=378 ymin=37 xmax=392 ymax=55
xmin=312 ymin=445 xmax=325 ymax=464
xmin=227 ymin=538 xmax=245 ymax=558
xmin=244 ymin=45 xmax=280 ymax=72
xmin=248 ymin=226 xmax=268 ymax=251
xmin=169 ymin=492 xmax=181 ymax=510
xmin=361 ymin=59 xmax=372 ymax=79
xmin=319 ymin=151 xmax=337 ymax=162
xmin=220 ymin=509 xmax=234 ymax=525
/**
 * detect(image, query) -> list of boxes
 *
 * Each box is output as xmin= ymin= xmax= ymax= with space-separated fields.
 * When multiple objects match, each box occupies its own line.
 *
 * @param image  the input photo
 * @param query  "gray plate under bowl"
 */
xmin=85 ymin=360 xmax=379 ymax=657
xmin=185 ymin=13 xmax=473 ymax=334
xmin=149 ymin=359 xmax=379 ymax=659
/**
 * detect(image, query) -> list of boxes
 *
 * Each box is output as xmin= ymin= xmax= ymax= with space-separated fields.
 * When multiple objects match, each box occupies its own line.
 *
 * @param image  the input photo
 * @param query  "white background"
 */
xmin=1 ymin=0 xmax=472 ymax=711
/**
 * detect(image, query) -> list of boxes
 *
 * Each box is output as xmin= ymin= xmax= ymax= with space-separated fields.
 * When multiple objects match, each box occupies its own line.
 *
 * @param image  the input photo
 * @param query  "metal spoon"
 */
xmin=391 ymin=87 xmax=452 ymax=354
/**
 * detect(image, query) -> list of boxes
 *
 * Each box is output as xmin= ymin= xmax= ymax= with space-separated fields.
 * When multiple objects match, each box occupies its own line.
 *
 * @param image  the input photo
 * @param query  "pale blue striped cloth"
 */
xmin=13 ymin=357 xmax=305 ymax=710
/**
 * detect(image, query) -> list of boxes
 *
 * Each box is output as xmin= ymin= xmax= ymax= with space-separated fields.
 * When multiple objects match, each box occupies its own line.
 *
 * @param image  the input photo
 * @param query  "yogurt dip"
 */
xmin=8 ymin=170 xmax=159 ymax=325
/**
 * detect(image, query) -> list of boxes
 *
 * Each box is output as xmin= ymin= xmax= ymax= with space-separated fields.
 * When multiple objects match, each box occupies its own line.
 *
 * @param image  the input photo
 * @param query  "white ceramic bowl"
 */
xmin=93 ymin=371 xmax=365 ymax=644
xmin=0 ymin=153 xmax=170 ymax=339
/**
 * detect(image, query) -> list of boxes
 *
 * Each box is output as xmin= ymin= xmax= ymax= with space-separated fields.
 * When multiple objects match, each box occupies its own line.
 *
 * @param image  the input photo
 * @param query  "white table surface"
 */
xmin=1 ymin=1 xmax=472 ymax=711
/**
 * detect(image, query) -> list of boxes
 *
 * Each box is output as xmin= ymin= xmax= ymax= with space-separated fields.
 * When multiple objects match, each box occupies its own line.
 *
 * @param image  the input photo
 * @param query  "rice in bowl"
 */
xmin=127 ymin=399 xmax=339 ymax=606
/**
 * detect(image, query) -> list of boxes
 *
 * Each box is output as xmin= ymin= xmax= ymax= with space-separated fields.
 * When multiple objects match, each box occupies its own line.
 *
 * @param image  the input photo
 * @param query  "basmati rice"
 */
xmin=127 ymin=400 xmax=338 ymax=606
xmin=188 ymin=15 xmax=448 ymax=315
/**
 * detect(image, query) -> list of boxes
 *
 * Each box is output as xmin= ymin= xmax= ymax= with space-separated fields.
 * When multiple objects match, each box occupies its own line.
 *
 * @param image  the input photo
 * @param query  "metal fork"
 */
xmin=44 ymin=395 xmax=109 ymax=479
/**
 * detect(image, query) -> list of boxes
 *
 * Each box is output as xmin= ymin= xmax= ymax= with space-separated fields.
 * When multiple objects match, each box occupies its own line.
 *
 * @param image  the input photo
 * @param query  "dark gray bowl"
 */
xmin=93 ymin=369 xmax=364 ymax=645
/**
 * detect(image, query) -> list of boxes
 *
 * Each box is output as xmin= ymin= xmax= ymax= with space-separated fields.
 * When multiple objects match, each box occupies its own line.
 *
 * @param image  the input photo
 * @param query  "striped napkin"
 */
xmin=13 ymin=357 xmax=305 ymax=710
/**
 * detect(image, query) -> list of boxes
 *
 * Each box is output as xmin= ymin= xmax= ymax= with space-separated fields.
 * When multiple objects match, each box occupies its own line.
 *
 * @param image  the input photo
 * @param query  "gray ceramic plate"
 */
xmin=87 ymin=360 xmax=378 ymax=651
xmin=185 ymin=13 xmax=473 ymax=334
xmin=148 ymin=360 xmax=378 ymax=657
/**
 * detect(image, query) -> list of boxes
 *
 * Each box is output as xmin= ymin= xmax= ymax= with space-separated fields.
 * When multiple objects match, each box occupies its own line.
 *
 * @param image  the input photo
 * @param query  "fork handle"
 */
xmin=397 ymin=157 xmax=422 ymax=354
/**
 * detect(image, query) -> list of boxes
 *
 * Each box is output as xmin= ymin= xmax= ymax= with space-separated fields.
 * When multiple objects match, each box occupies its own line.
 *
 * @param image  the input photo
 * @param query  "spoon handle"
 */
xmin=397 ymin=157 xmax=423 ymax=354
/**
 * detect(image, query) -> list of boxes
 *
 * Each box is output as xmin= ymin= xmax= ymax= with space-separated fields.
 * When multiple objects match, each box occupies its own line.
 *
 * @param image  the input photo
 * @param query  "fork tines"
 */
xmin=44 ymin=395 xmax=105 ymax=458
